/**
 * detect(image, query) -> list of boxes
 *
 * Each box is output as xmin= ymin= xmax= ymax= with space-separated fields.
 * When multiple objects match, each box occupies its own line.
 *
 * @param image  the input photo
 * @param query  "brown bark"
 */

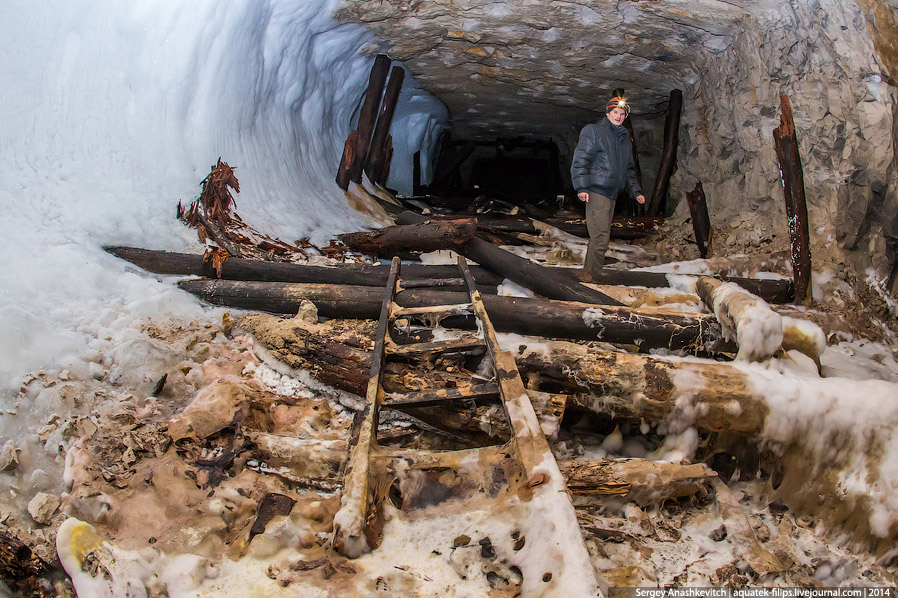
xmin=181 ymin=280 xmax=733 ymax=352
xmin=647 ymin=89 xmax=683 ymax=217
xmin=336 ymin=130 xmax=360 ymax=191
xmin=337 ymin=218 xmax=477 ymax=257
xmin=773 ymin=94 xmax=812 ymax=304
xmin=686 ymin=181 xmax=712 ymax=258
xmin=396 ymin=211 xmax=624 ymax=306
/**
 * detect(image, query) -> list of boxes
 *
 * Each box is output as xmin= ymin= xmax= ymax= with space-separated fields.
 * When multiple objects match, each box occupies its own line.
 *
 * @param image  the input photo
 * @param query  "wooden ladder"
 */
xmin=330 ymin=256 xmax=597 ymax=593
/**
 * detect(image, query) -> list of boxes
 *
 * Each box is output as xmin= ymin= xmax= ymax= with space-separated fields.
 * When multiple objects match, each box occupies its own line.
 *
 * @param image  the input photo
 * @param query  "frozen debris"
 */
xmin=0 ymin=440 xmax=19 ymax=472
xmin=28 ymin=492 xmax=60 ymax=525
xmin=696 ymin=277 xmax=782 ymax=361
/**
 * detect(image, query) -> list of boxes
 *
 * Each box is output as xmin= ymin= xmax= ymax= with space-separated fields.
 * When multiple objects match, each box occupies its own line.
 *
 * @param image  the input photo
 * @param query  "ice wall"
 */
xmin=0 ymin=0 xmax=447 ymax=389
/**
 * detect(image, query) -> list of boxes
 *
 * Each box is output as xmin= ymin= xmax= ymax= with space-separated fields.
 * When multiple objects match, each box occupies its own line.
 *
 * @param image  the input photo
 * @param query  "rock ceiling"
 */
xmin=334 ymin=0 xmax=753 ymax=141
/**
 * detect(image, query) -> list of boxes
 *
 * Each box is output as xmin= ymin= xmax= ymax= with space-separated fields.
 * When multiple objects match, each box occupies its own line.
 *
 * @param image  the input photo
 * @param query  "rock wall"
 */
xmin=674 ymin=0 xmax=898 ymax=288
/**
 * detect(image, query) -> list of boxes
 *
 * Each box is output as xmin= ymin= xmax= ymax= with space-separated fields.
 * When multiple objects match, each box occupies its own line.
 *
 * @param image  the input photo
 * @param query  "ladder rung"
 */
xmin=391 ymin=303 xmax=473 ymax=318
xmin=382 ymin=381 xmax=499 ymax=407
xmin=376 ymin=444 xmax=506 ymax=469
xmin=399 ymin=278 xmax=465 ymax=289
xmin=386 ymin=336 xmax=485 ymax=357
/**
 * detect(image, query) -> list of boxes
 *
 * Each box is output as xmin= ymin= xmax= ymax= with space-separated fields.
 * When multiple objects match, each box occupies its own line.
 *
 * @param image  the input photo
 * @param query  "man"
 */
xmin=570 ymin=90 xmax=645 ymax=279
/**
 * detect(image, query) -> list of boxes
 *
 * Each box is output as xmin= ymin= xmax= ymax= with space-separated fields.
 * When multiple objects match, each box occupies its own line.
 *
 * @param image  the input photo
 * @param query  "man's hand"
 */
xmin=636 ymin=194 xmax=646 ymax=204
xmin=578 ymin=192 xmax=589 ymax=203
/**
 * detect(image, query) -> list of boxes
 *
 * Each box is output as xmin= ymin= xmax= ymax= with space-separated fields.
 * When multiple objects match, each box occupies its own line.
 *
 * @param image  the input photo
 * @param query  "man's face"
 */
xmin=607 ymin=106 xmax=627 ymax=126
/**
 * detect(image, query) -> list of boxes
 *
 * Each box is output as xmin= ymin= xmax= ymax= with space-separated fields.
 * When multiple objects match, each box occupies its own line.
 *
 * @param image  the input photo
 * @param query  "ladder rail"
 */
xmin=331 ymin=257 xmax=400 ymax=558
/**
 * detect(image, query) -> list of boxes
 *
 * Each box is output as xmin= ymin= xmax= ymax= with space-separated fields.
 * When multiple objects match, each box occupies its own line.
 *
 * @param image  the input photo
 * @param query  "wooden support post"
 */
xmin=431 ymin=142 xmax=475 ymax=189
xmin=773 ymin=94 xmax=812 ymax=304
xmin=686 ymin=181 xmax=713 ymax=258
xmin=336 ymin=54 xmax=391 ymax=190
xmin=364 ymin=65 xmax=405 ymax=183
xmin=622 ymin=115 xmax=644 ymax=197
xmin=412 ymin=150 xmax=421 ymax=195
xmin=647 ymin=89 xmax=683 ymax=217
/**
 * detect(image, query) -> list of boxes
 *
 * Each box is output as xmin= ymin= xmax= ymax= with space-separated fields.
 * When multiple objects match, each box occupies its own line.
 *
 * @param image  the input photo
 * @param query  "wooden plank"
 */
xmin=381 ymin=382 xmax=500 ymax=407
xmin=385 ymin=335 xmax=485 ymax=357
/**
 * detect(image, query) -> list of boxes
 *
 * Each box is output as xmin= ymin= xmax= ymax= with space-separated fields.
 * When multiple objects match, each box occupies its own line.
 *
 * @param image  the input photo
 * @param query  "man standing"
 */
xmin=570 ymin=90 xmax=645 ymax=279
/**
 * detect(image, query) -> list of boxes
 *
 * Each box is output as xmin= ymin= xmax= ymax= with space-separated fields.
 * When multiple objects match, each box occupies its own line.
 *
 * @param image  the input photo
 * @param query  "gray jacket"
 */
xmin=571 ymin=117 xmax=642 ymax=200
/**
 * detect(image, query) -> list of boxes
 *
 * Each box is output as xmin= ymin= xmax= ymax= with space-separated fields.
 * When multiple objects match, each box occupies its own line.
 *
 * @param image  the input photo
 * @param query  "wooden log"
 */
xmin=772 ymin=94 xmax=812 ymax=304
xmin=348 ymin=54 xmax=391 ymax=186
xmin=105 ymin=246 xmax=504 ymax=288
xmin=181 ymin=279 xmax=733 ymax=352
xmin=695 ymin=276 xmax=783 ymax=361
xmin=396 ymin=211 xmax=624 ymax=306
xmin=685 ymin=181 xmax=712 ymax=258
xmin=622 ymin=115 xmax=644 ymax=217
xmin=107 ymin=246 xmax=793 ymax=304
xmin=364 ymin=65 xmax=405 ymax=183
xmin=337 ymin=218 xmax=477 ymax=257
xmin=239 ymin=315 xmax=754 ymax=436
xmin=646 ymin=89 xmax=683 ymax=217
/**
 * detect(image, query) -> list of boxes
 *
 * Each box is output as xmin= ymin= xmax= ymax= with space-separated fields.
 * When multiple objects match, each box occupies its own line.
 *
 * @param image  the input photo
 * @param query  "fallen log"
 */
xmin=695 ymin=277 xmax=825 ymax=365
xmin=106 ymin=246 xmax=503 ymax=289
xmin=647 ymin=89 xmax=683 ymax=217
xmin=695 ymin=276 xmax=783 ymax=362
xmin=108 ymin=245 xmax=793 ymax=304
xmin=396 ymin=211 xmax=624 ymax=306
xmin=184 ymin=280 xmax=733 ymax=352
xmin=513 ymin=340 xmax=766 ymax=435
xmin=239 ymin=314 xmax=749 ymax=435
xmin=773 ymin=94 xmax=812 ymax=304
xmin=337 ymin=218 xmax=477 ymax=257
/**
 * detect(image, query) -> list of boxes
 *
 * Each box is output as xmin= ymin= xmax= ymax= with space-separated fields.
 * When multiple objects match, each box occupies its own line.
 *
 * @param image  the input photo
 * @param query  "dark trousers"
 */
xmin=583 ymin=191 xmax=614 ymax=276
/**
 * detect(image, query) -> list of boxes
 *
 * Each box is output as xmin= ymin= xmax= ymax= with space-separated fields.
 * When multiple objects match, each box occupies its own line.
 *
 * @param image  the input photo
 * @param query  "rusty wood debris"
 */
xmin=647 ymin=89 xmax=683 ymax=217
xmin=773 ymin=94 xmax=812 ymax=304
xmin=686 ymin=181 xmax=713 ymax=258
